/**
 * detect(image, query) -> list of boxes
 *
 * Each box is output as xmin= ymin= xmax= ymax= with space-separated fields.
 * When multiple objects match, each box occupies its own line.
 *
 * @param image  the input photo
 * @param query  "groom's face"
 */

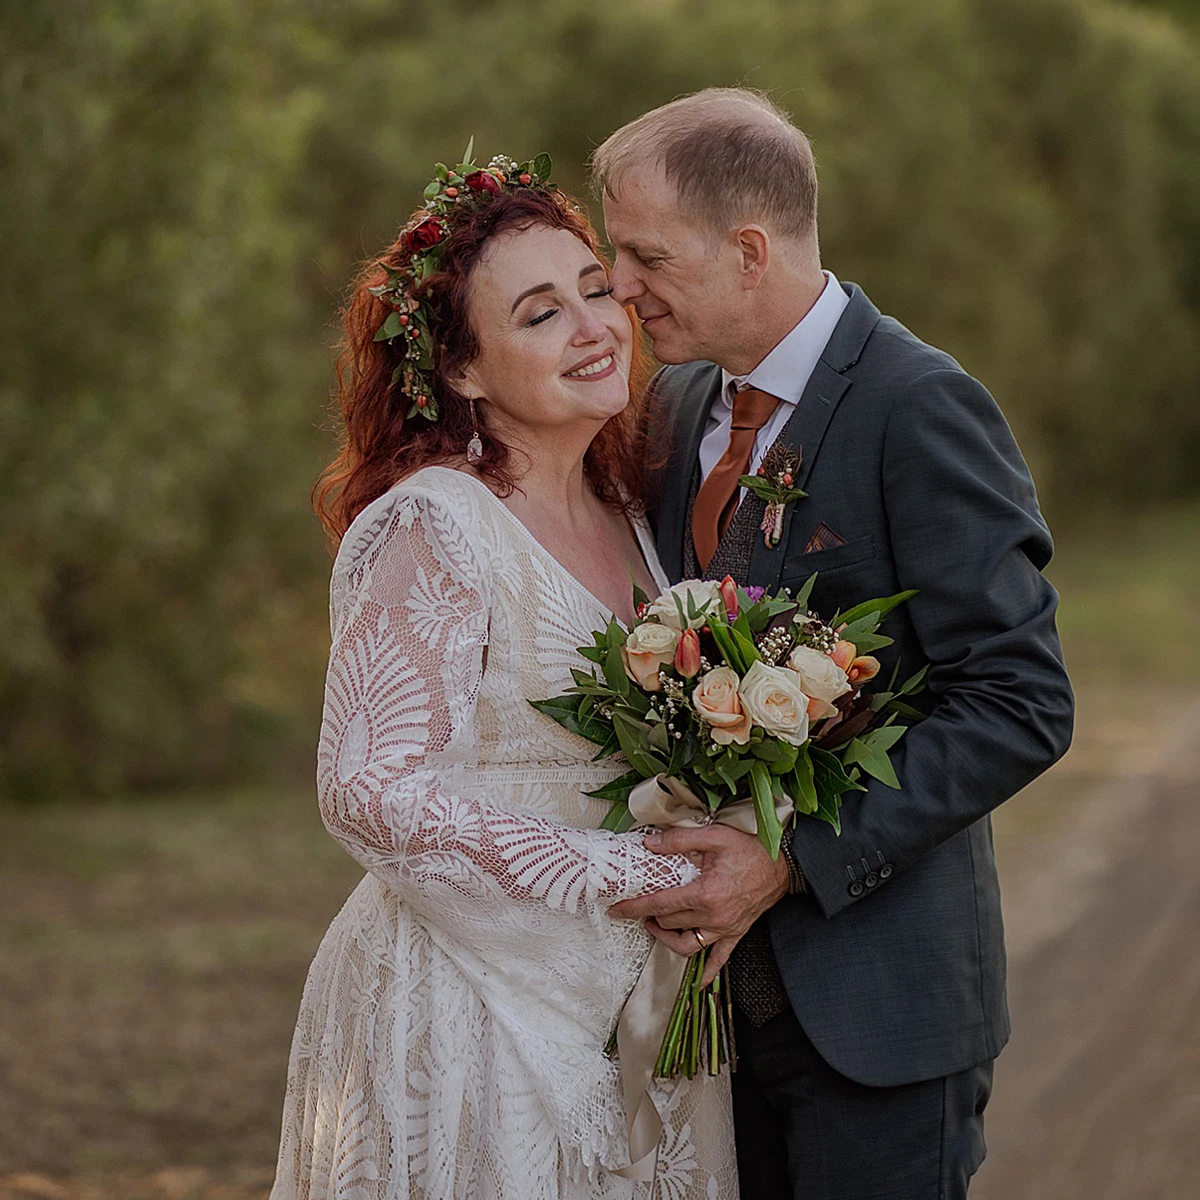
xmin=603 ymin=163 xmax=740 ymax=366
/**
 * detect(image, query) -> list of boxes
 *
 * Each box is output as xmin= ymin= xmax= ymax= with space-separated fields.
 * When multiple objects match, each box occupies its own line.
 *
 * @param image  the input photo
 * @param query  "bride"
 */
xmin=269 ymin=156 xmax=738 ymax=1199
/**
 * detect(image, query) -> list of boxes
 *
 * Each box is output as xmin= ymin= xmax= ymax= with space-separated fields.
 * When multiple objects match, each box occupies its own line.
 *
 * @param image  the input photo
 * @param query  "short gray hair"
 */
xmin=590 ymin=88 xmax=818 ymax=241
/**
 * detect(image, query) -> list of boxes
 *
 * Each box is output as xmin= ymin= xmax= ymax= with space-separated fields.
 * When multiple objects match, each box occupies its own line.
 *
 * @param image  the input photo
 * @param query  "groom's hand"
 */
xmin=608 ymin=825 xmax=790 ymax=986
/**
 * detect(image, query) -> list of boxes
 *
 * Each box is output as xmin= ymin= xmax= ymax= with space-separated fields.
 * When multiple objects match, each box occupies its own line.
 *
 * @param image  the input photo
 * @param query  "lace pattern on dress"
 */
xmin=272 ymin=468 xmax=739 ymax=1200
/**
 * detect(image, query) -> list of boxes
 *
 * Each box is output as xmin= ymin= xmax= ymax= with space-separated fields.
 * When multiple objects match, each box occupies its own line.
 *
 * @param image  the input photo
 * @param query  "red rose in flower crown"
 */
xmin=404 ymin=217 xmax=446 ymax=253
xmin=464 ymin=170 xmax=502 ymax=195
xmin=370 ymin=145 xmax=556 ymax=425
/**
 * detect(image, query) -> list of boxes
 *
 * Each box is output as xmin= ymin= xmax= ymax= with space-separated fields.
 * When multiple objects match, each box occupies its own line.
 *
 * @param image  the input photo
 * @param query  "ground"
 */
xmin=2 ymin=504 xmax=1197 ymax=1198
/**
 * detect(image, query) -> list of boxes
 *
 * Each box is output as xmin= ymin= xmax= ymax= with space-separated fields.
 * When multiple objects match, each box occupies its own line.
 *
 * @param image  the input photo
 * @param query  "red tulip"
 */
xmin=719 ymin=575 xmax=738 ymax=620
xmin=674 ymin=628 xmax=702 ymax=679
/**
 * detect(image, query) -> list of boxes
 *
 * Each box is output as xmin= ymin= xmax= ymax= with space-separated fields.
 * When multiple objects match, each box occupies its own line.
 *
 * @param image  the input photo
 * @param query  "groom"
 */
xmin=598 ymin=90 xmax=1074 ymax=1199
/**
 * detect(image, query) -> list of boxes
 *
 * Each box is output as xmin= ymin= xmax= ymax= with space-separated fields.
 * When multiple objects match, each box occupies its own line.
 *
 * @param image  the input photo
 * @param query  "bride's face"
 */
xmin=456 ymin=225 xmax=633 ymax=443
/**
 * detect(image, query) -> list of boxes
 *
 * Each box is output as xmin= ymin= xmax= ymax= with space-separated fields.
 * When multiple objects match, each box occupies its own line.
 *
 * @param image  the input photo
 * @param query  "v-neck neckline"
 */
xmin=417 ymin=466 xmax=667 ymax=620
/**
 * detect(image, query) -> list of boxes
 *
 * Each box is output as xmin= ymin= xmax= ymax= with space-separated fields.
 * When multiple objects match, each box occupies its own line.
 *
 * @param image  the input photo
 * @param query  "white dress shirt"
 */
xmin=698 ymin=271 xmax=849 ymax=486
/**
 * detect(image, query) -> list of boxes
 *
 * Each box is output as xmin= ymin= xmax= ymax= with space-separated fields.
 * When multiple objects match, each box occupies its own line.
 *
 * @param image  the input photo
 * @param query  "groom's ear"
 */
xmin=734 ymin=226 xmax=770 ymax=290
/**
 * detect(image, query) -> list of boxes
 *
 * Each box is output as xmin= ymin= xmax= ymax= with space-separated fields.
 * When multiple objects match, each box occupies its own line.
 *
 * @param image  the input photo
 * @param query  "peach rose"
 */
xmin=692 ymin=667 xmax=752 ymax=745
xmin=787 ymin=646 xmax=851 ymax=701
xmin=738 ymin=660 xmax=811 ymax=746
xmin=621 ymin=622 xmax=680 ymax=691
xmin=647 ymin=579 xmax=721 ymax=630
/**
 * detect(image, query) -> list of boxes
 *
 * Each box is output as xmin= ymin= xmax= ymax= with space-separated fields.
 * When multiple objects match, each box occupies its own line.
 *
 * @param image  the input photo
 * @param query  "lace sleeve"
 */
xmin=317 ymin=485 xmax=697 ymax=932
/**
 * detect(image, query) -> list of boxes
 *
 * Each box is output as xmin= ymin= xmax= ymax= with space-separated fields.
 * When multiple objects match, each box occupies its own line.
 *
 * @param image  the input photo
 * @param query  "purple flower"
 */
xmin=743 ymin=586 xmax=767 ymax=604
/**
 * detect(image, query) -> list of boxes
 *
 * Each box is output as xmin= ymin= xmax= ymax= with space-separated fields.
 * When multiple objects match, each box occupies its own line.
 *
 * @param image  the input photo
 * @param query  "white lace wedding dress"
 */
xmin=270 ymin=466 xmax=739 ymax=1200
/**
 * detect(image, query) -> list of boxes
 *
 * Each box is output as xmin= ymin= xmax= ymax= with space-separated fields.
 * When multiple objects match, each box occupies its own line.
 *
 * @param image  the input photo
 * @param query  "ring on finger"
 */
xmin=691 ymin=928 xmax=708 ymax=951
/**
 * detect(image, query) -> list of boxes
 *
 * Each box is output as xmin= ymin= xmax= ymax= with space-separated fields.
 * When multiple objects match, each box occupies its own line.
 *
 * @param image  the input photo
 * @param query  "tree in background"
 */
xmin=2 ymin=0 xmax=1197 ymax=798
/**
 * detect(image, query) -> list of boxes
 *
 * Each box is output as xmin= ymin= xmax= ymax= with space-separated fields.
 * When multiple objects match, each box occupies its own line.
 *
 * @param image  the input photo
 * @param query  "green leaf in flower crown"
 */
xmin=462 ymin=136 xmax=475 ymax=166
xmin=435 ymin=162 xmax=449 ymax=181
xmin=390 ymin=364 xmax=405 ymax=385
xmin=533 ymin=152 xmax=552 ymax=180
xmin=749 ymin=760 xmax=784 ymax=859
xmin=897 ymin=664 xmax=930 ymax=695
xmin=423 ymin=180 xmax=441 ymax=200
xmin=834 ymin=590 xmax=918 ymax=630
xmin=374 ymin=311 xmax=403 ymax=342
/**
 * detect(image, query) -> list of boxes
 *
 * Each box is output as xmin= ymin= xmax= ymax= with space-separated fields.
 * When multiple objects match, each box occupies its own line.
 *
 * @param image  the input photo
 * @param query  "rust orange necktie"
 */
xmin=691 ymin=386 xmax=781 ymax=572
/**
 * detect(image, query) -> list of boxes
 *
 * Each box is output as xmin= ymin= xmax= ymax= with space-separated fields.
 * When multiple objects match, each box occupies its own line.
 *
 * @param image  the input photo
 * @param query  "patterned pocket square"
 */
xmin=804 ymin=522 xmax=847 ymax=554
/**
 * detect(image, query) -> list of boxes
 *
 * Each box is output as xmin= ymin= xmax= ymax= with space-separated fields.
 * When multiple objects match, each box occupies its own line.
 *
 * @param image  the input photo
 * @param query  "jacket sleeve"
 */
xmin=318 ymin=487 xmax=698 ymax=938
xmin=791 ymin=368 xmax=1075 ymax=917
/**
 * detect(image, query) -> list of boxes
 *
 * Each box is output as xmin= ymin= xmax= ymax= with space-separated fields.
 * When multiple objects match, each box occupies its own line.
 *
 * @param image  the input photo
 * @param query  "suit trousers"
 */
xmin=731 ymin=1006 xmax=993 ymax=1200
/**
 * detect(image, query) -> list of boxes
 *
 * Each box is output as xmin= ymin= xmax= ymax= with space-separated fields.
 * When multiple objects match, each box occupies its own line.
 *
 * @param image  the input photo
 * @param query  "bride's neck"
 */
xmin=489 ymin=424 xmax=598 ymax=522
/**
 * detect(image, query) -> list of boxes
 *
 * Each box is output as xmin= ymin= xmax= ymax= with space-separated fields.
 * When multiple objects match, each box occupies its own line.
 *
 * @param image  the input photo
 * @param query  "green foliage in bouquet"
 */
xmin=531 ymin=574 xmax=928 ymax=856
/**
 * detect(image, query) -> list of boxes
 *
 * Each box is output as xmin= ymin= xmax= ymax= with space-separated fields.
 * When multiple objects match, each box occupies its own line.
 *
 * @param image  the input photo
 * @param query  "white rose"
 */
xmin=786 ymin=645 xmax=852 ymax=703
xmin=621 ymin=621 xmax=680 ymax=691
xmin=738 ymin=660 xmax=811 ymax=746
xmin=646 ymin=579 xmax=722 ymax=630
xmin=692 ymin=666 xmax=752 ymax=745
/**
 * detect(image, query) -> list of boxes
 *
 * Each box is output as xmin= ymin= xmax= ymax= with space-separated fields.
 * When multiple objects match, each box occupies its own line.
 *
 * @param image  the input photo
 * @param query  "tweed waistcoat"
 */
xmin=682 ymin=467 xmax=791 ymax=1027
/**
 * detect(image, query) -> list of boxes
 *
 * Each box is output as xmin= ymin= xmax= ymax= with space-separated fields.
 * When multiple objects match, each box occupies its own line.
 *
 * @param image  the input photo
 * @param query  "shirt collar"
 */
xmin=718 ymin=270 xmax=848 ymax=409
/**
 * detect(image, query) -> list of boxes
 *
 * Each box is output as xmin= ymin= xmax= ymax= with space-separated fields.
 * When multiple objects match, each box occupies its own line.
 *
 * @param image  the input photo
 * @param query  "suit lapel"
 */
xmin=655 ymin=364 xmax=722 ymax=581
xmin=746 ymin=284 xmax=881 ymax=590
xmin=746 ymin=362 xmax=851 ymax=589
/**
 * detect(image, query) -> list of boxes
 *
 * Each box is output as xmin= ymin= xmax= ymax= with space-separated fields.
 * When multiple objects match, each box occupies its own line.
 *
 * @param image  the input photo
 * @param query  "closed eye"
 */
xmin=528 ymin=287 xmax=614 ymax=326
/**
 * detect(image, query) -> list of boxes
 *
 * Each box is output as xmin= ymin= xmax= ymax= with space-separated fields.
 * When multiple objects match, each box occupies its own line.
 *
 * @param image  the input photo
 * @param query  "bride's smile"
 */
xmin=455 ymin=224 xmax=634 ymax=436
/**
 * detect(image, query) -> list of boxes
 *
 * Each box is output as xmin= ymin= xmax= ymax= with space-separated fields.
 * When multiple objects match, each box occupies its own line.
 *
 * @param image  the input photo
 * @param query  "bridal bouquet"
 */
xmin=532 ymin=574 xmax=926 ymax=1080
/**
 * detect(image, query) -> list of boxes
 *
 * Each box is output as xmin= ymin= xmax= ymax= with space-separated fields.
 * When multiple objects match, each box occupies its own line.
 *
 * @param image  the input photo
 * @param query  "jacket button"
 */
xmin=879 ymin=863 xmax=894 ymax=880
xmin=864 ymin=872 xmax=880 ymax=889
xmin=848 ymin=880 xmax=866 ymax=898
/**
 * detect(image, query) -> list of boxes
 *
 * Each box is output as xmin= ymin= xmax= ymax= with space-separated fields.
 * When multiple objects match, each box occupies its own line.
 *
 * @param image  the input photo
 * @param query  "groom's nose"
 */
xmin=609 ymin=253 xmax=642 ymax=305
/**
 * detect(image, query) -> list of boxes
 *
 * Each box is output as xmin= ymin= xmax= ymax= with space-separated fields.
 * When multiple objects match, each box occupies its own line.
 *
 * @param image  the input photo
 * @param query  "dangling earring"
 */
xmin=466 ymin=398 xmax=484 ymax=465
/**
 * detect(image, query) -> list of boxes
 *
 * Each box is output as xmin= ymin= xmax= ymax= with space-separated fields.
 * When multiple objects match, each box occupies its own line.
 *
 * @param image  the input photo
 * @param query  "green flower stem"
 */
xmin=707 ymin=989 xmax=720 ymax=1075
xmin=648 ymin=951 xmax=742 ymax=1079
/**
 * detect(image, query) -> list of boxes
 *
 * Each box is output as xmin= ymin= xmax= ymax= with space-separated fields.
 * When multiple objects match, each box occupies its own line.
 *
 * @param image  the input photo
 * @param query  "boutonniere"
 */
xmin=739 ymin=444 xmax=807 ymax=549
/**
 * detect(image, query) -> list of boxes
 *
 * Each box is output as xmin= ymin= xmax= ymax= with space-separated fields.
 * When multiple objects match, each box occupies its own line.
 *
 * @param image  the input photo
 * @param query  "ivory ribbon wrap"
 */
xmin=611 ymin=774 xmax=794 ymax=1182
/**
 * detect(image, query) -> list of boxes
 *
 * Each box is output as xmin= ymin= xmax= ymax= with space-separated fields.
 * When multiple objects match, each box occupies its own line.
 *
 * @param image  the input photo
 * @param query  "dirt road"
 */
xmin=974 ymin=702 xmax=1200 ymax=1200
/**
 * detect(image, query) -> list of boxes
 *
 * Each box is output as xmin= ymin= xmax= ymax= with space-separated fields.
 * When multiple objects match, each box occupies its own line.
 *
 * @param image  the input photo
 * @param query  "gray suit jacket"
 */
xmin=649 ymin=283 xmax=1074 ymax=1087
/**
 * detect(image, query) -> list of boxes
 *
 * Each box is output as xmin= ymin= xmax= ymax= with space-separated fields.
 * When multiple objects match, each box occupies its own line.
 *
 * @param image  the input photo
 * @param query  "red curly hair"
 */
xmin=314 ymin=187 xmax=653 ymax=546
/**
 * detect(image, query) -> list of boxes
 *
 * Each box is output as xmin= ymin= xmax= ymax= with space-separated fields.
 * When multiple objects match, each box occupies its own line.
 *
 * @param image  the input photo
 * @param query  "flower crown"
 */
xmin=370 ymin=140 xmax=556 ymax=423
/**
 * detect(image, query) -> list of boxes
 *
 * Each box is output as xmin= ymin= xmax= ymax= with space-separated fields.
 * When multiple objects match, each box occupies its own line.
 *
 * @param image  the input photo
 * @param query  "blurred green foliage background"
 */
xmin=3 ymin=0 xmax=1198 ymax=800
